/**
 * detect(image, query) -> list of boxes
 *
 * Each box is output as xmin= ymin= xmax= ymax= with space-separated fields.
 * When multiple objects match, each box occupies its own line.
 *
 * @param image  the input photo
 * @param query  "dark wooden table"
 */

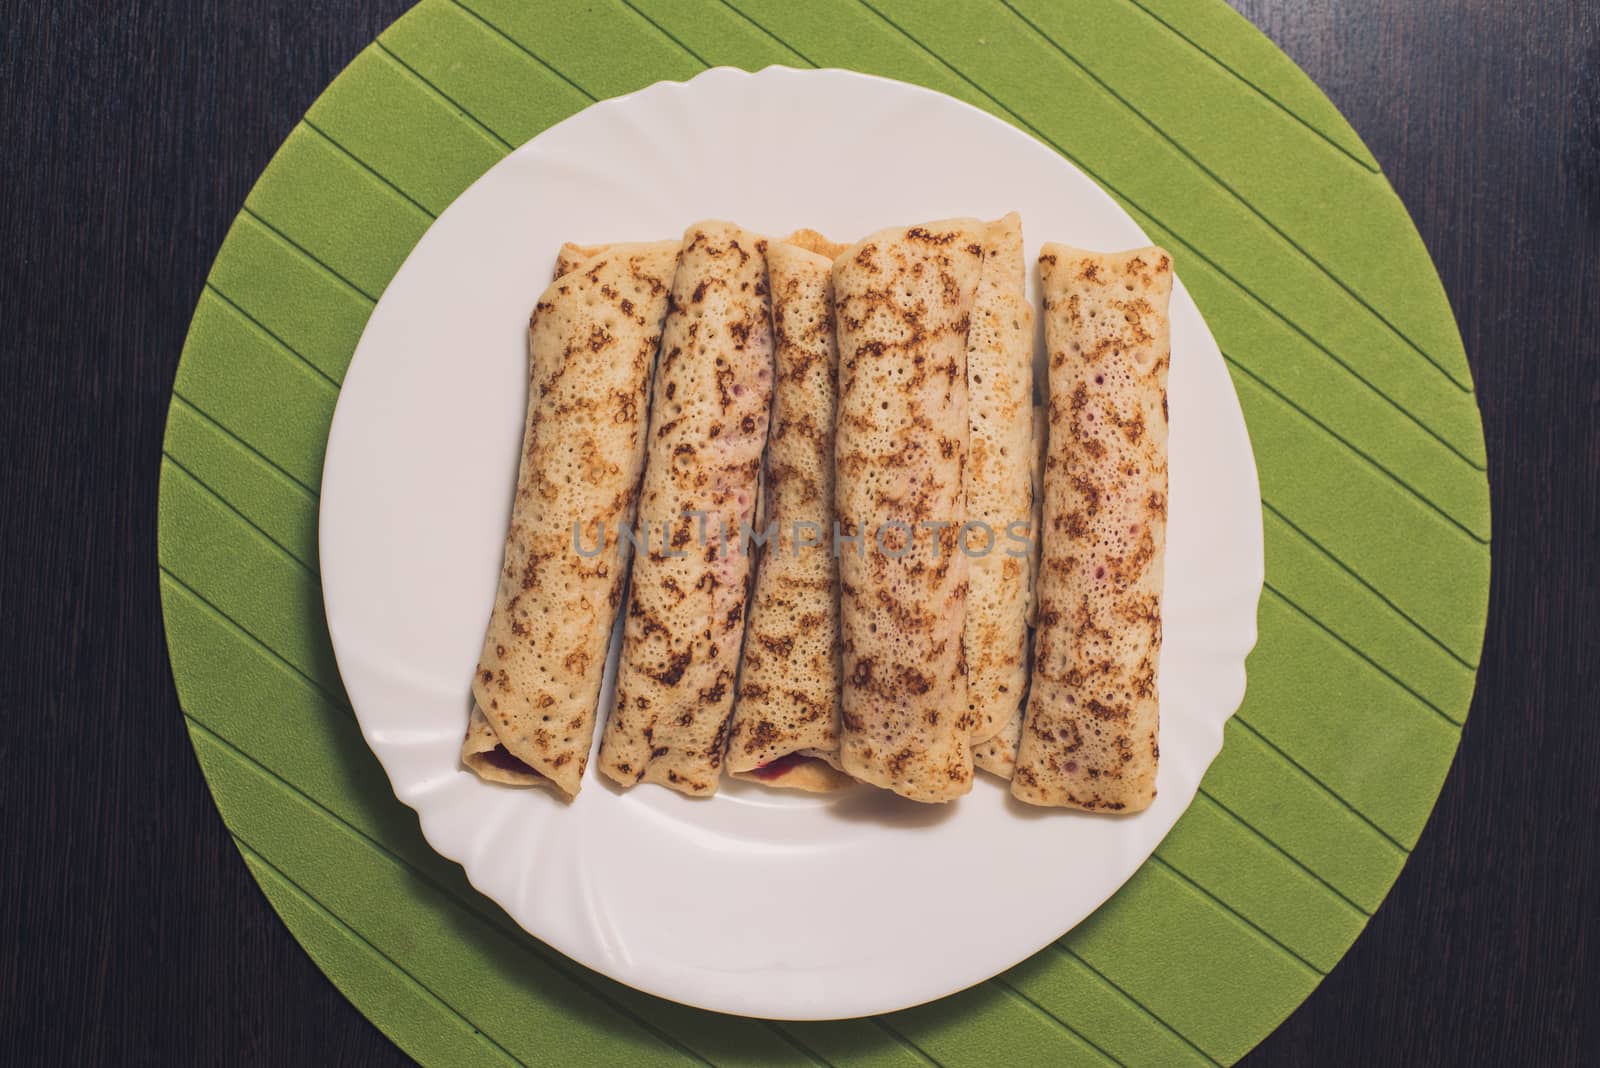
xmin=3 ymin=1 xmax=1595 ymax=1064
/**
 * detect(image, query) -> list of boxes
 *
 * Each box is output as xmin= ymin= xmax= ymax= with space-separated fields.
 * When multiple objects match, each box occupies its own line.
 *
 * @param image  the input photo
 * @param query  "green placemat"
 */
xmin=159 ymin=1 xmax=1489 ymax=1063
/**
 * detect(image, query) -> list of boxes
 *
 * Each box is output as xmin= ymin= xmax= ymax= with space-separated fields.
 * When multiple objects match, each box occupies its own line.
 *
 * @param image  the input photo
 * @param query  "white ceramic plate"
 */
xmin=320 ymin=66 xmax=1262 ymax=1020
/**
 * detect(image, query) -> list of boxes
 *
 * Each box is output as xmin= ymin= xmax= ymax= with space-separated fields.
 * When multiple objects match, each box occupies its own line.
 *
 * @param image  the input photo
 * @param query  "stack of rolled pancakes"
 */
xmin=464 ymin=216 xmax=1171 ymax=813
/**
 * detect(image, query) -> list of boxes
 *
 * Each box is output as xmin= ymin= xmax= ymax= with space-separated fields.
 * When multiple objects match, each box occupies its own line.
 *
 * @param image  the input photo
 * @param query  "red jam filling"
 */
xmin=749 ymin=752 xmax=810 ymax=780
xmin=480 ymin=745 xmax=543 ymax=779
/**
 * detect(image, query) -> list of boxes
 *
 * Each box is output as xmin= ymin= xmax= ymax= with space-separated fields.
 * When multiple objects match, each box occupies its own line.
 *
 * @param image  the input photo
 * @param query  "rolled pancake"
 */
xmin=1013 ymin=245 xmax=1171 ymax=812
xmin=466 ymin=241 xmax=680 ymax=797
xmin=972 ymin=704 xmax=1023 ymax=780
xmin=558 ymin=231 xmax=844 ymax=282
xmin=975 ymin=403 xmax=1048 ymax=779
xmin=782 ymin=229 xmax=849 ymax=259
xmin=964 ymin=213 xmax=1034 ymax=746
xmin=462 ymin=703 xmax=546 ymax=785
xmin=598 ymin=221 xmax=775 ymax=795
xmin=834 ymin=219 xmax=985 ymax=803
xmin=726 ymin=241 xmax=852 ymax=792
xmin=553 ymin=242 xmax=609 ymax=280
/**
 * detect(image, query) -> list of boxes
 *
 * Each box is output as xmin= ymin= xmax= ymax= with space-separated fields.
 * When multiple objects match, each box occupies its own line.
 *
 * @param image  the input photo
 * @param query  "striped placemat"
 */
xmin=159 ymin=1 xmax=1488 ymax=1063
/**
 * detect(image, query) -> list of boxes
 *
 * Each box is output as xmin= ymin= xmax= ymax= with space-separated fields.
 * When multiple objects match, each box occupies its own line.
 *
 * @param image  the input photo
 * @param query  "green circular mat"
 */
xmin=158 ymin=1 xmax=1489 ymax=1063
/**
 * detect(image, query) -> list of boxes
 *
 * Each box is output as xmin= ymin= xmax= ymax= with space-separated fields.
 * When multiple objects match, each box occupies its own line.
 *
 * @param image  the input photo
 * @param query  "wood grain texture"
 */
xmin=0 ymin=6 xmax=419 ymax=1068
xmin=1224 ymin=2 xmax=1600 ymax=1065
xmin=0 ymin=3 xmax=1593 ymax=1068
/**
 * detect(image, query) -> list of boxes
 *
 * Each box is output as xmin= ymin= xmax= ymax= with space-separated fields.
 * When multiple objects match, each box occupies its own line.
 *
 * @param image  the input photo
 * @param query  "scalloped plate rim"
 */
xmin=318 ymin=64 xmax=1264 ymax=1020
